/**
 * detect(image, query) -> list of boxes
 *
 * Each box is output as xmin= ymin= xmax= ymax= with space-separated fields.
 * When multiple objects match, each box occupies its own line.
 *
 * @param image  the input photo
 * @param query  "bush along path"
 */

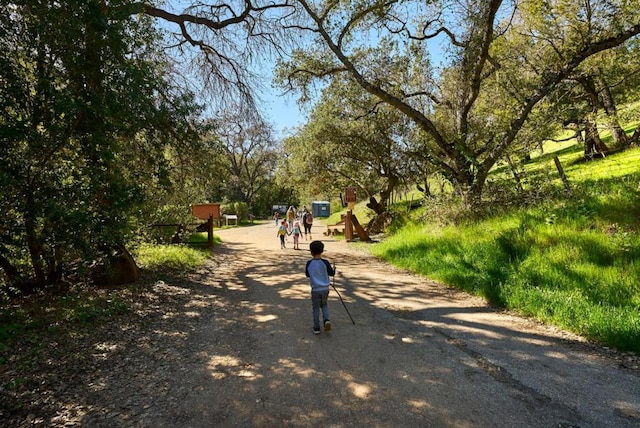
xmin=1 ymin=221 xmax=639 ymax=427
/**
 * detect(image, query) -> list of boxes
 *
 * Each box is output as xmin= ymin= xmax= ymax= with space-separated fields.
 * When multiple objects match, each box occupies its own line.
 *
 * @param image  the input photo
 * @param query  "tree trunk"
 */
xmin=366 ymin=196 xmax=385 ymax=215
xmin=416 ymin=181 xmax=431 ymax=197
xmin=0 ymin=254 xmax=21 ymax=285
xmin=584 ymin=120 xmax=609 ymax=159
xmin=24 ymin=193 xmax=46 ymax=289
xmin=25 ymin=232 xmax=46 ymax=289
xmin=576 ymin=128 xmax=584 ymax=146
xmin=46 ymin=246 xmax=64 ymax=284
xmin=576 ymin=76 xmax=610 ymax=159
xmin=379 ymin=175 xmax=399 ymax=210
xmin=367 ymin=173 xmax=400 ymax=215
xmin=506 ymin=154 xmax=524 ymax=193
xmin=631 ymin=125 xmax=640 ymax=146
xmin=596 ymin=73 xmax=629 ymax=149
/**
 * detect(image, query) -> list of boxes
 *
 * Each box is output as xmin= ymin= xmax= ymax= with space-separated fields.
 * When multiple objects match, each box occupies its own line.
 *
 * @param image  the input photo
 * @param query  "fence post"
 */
xmin=553 ymin=155 xmax=572 ymax=195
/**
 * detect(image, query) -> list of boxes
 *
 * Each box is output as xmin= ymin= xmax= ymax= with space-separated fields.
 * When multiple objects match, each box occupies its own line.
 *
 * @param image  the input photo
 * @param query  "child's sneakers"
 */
xmin=313 ymin=327 xmax=321 ymax=335
xmin=324 ymin=320 xmax=332 ymax=332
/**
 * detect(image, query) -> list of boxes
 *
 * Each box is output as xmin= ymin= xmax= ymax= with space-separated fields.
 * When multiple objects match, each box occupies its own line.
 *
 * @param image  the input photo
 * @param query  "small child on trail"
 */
xmin=305 ymin=240 xmax=336 ymax=335
xmin=303 ymin=210 xmax=313 ymax=240
xmin=277 ymin=220 xmax=289 ymax=249
xmin=292 ymin=220 xmax=302 ymax=250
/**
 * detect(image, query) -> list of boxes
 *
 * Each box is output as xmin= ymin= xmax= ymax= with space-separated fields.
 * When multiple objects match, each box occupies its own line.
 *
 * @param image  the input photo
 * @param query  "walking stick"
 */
xmin=331 ymin=265 xmax=355 ymax=325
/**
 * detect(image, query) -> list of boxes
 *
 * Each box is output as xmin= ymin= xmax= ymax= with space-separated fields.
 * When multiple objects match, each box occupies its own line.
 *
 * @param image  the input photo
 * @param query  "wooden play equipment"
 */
xmin=325 ymin=214 xmax=370 ymax=242
xmin=345 ymin=210 xmax=370 ymax=242
xmin=325 ymin=216 xmax=347 ymax=236
xmin=324 ymin=188 xmax=370 ymax=241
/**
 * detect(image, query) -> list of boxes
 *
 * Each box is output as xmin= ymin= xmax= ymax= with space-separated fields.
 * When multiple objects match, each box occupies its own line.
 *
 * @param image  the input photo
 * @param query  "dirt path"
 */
xmin=147 ymin=221 xmax=640 ymax=427
xmin=3 ymin=220 xmax=639 ymax=427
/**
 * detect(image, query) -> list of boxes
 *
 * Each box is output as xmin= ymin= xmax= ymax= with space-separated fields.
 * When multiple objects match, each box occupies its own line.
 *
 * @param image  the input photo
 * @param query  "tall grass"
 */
xmin=134 ymin=243 xmax=212 ymax=270
xmin=372 ymin=147 xmax=640 ymax=352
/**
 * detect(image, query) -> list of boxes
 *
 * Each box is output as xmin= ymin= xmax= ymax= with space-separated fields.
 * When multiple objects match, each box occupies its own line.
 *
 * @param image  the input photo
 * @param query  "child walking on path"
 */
xmin=292 ymin=220 xmax=302 ymax=250
xmin=277 ymin=220 xmax=289 ymax=249
xmin=305 ymin=240 xmax=336 ymax=334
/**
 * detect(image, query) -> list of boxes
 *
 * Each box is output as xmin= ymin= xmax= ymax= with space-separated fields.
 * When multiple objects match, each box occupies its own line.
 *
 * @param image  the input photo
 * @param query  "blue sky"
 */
xmin=159 ymin=1 xmax=450 ymax=141
xmin=262 ymin=83 xmax=306 ymax=139
xmin=162 ymin=1 xmax=304 ymax=139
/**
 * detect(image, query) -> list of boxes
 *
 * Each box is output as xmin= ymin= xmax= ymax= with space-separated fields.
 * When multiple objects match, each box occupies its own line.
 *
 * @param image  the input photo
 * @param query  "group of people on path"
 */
xmin=274 ymin=207 xmax=335 ymax=335
xmin=275 ymin=205 xmax=333 ymax=335
xmin=275 ymin=205 xmax=314 ymax=250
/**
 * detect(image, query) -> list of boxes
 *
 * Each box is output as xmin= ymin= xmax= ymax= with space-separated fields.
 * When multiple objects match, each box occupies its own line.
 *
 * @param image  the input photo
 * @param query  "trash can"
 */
xmin=311 ymin=201 xmax=330 ymax=218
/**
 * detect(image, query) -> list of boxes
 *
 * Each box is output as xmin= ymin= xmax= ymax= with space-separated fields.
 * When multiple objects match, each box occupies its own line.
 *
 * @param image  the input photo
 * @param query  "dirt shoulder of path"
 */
xmin=1 ymin=220 xmax=639 ymax=427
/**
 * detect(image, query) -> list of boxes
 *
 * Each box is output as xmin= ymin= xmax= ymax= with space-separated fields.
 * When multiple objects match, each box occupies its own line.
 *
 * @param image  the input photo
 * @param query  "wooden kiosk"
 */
xmin=191 ymin=203 xmax=221 ymax=248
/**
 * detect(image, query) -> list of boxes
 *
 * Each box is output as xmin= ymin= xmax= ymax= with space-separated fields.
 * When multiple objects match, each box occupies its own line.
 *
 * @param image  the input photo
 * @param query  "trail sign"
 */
xmin=345 ymin=187 xmax=357 ymax=203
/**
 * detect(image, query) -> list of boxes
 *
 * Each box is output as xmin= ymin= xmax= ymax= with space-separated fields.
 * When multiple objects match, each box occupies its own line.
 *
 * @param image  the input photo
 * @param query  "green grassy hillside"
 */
xmin=371 ymin=142 xmax=640 ymax=352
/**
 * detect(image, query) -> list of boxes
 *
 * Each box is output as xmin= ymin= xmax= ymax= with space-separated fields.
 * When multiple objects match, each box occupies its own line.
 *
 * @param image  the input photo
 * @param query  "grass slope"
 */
xmin=372 ymin=144 xmax=640 ymax=352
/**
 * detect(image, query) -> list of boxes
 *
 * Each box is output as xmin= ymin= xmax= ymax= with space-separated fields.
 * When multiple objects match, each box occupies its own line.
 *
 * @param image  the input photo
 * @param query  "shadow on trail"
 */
xmin=200 ymin=223 xmax=637 ymax=427
xmin=44 ymin=222 xmax=639 ymax=427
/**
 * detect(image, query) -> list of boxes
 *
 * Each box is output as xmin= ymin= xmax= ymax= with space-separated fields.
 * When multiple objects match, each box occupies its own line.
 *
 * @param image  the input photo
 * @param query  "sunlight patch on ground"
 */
xmin=254 ymin=314 xmax=278 ymax=322
xmin=153 ymin=330 xmax=187 ymax=338
xmin=348 ymin=381 xmax=373 ymax=399
xmin=161 ymin=311 xmax=178 ymax=320
xmin=276 ymin=358 xmax=316 ymax=378
xmin=88 ymin=380 xmax=107 ymax=392
xmin=377 ymin=300 xmax=429 ymax=311
xmin=153 ymin=282 xmax=189 ymax=295
xmin=94 ymin=342 xmax=119 ymax=352
xmin=516 ymin=337 xmax=557 ymax=347
xmin=208 ymin=355 xmax=241 ymax=367
xmin=184 ymin=311 xmax=200 ymax=318
xmin=279 ymin=289 xmax=308 ymax=300
xmin=237 ymin=369 xmax=257 ymax=378
xmin=185 ymin=297 xmax=212 ymax=308
xmin=407 ymin=399 xmax=432 ymax=410
xmin=226 ymin=281 xmax=248 ymax=291
xmin=252 ymin=303 xmax=268 ymax=312
xmin=438 ymin=315 xmax=507 ymax=339
xmin=383 ymin=333 xmax=427 ymax=345
xmin=207 ymin=355 xmax=261 ymax=380
xmin=545 ymin=350 xmax=572 ymax=360
xmin=246 ymin=272 xmax=277 ymax=283
xmin=613 ymin=401 xmax=640 ymax=420
xmin=92 ymin=342 xmax=120 ymax=361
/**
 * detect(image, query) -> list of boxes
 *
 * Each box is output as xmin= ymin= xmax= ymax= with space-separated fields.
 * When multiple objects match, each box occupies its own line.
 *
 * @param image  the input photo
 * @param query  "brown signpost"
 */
xmin=345 ymin=187 xmax=356 ymax=202
xmin=345 ymin=211 xmax=354 ymax=241
xmin=191 ymin=203 xmax=221 ymax=221
xmin=191 ymin=203 xmax=221 ymax=248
